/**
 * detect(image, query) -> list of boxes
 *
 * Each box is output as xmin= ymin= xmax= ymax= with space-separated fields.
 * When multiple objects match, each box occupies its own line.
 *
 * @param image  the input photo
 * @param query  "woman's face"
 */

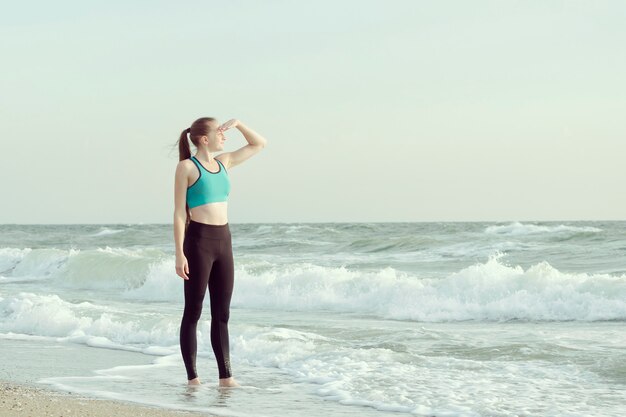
xmin=204 ymin=122 xmax=225 ymax=150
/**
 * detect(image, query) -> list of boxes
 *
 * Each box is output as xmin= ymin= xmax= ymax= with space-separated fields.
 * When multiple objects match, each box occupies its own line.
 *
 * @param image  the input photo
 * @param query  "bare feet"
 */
xmin=218 ymin=376 xmax=240 ymax=388
xmin=187 ymin=377 xmax=201 ymax=386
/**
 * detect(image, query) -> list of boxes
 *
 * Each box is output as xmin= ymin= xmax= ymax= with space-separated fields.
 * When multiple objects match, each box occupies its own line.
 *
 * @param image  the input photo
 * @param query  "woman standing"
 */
xmin=173 ymin=117 xmax=267 ymax=387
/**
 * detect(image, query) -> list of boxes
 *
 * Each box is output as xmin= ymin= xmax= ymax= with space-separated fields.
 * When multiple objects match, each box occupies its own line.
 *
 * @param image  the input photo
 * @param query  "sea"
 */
xmin=0 ymin=221 xmax=625 ymax=417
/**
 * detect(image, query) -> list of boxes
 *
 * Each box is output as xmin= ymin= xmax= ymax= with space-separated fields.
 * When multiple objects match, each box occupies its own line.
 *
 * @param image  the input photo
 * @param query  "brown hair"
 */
xmin=177 ymin=117 xmax=217 ymax=228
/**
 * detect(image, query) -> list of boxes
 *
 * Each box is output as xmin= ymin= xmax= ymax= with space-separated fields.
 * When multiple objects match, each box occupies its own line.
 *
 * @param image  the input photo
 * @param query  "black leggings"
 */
xmin=180 ymin=219 xmax=234 ymax=380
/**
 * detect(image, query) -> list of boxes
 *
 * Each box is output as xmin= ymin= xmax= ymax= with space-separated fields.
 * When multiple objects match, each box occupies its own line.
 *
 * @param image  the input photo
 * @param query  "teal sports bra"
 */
xmin=186 ymin=156 xmax=231 ymax=208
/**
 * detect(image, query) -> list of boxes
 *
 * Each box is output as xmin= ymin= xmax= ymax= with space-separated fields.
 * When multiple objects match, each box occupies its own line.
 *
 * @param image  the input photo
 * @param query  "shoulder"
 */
xmin=177 ymin=157 xmax=193 ymax=167
xmin=175 ymin=158 xmax=195 ymax=174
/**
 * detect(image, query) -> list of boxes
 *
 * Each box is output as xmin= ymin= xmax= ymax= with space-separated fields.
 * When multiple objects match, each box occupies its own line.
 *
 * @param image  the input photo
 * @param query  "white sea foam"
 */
xmin=233 ymin=252 xmax=626 ymax=321
xmin=226 ymin=322 xmax=625 ymax=416
xmin=1 ymin=288 xmax=623 ymax=416
xmin=123 ymin=253 xmax=626 ymax=322
xmin=0 ymin=292 xmax=179 ymax=354
xmin=10 ymin=316 xmax=625 ymax=417
xmin=3 ymin=245 xmax=625 ymax=324
xmin=485 ymin=222 xmax=602 ymax=235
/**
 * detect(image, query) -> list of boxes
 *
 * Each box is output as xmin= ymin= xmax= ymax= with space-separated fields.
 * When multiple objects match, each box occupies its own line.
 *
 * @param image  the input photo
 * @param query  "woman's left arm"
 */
xmin=218 ymin=120 xmax=267 ymax=169
xmin=235 ymin=121 xmax=268 ymax=147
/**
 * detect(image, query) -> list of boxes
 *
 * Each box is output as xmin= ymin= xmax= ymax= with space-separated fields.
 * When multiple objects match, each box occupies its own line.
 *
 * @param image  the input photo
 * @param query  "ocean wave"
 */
xmin=0 ymin=246 xmax=164 ymax=290
xmin=89 ymin=228 xmax=125 ymax=237
xmin=1 ymin=252 xmax=625 ymax=376
xmin=0 ymin=292 xmax=180 ymax=354
xmin=3 ymin=245 xmax=625 ymax=323
xmin=0 ymin=247 xmax=67 ymax=278
xmin=485 ymin=222 xmax=602 ymax=235
xmin=252 ymin=224 xmax=339 ymax=235
xmin=126 ymin=253 xmax=626 ymax=322
xmin=0 ymin=247 xmax=28 ymax=274
xmin=340 ymin=235 xmax=435 ymax=253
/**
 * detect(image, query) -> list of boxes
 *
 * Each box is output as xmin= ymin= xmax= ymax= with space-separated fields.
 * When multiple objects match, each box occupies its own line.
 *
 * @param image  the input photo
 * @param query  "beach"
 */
xmin=0 ymin=380 xmax=210 ymax=417
xmin=0 ymin=336 xmax=218 ymax=416
xmin=1 ymin=221 xmax=625 ymax=416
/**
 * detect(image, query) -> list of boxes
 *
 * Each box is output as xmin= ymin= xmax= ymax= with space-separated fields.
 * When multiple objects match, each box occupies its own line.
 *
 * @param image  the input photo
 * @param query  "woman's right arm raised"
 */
xmin=174 ymin=161 xmax=190 ymax=280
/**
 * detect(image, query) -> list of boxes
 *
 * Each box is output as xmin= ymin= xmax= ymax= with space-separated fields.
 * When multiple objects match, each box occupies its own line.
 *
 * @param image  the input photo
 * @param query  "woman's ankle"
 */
xmin=187 ymin=377 xmax=201 ymax=384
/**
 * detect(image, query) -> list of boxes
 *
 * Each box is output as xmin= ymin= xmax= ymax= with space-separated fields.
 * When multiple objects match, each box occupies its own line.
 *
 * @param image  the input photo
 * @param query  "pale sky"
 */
xmin=1 ymin=0 xmax=624 ymax=224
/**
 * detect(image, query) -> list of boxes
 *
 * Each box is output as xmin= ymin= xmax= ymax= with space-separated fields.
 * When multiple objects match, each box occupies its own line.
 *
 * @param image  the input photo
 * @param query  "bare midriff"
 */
xmin=190 ymin=202 xmax=228 ymax=225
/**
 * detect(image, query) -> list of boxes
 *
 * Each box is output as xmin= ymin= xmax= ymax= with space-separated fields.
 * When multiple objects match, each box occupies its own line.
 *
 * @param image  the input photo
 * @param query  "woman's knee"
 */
xmin=182 ymin=303 xmax=204 ymax=323
xmin=210 ymin=301 xmax=231 ymax=322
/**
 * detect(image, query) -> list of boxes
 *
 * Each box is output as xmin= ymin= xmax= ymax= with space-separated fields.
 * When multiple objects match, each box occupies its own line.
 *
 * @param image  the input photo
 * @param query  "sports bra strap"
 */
xmin=190 ymin=156 xmax=201 ymax=168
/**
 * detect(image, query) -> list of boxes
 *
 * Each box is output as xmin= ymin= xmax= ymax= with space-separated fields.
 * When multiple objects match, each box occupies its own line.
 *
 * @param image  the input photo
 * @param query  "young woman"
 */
xmin=173 ymin=117 xmax=267 ymax=387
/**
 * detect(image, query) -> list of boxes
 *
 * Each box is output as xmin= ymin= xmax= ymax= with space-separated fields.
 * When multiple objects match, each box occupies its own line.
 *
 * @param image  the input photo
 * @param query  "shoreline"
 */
xmin=0 ymin=380 xmax=214 ymax=417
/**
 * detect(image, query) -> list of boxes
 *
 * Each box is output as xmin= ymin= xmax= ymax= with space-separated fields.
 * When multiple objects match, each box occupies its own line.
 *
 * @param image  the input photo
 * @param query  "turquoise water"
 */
xmin=1 ymin=221 xmax=625 ymax=416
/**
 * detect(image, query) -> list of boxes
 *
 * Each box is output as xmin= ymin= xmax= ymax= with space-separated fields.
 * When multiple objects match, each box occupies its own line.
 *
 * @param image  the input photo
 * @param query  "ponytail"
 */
xmin=178 ymin=128 xmax=192 ymax=228
xmin=178 ymin=127 xmax=192 ymax=161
